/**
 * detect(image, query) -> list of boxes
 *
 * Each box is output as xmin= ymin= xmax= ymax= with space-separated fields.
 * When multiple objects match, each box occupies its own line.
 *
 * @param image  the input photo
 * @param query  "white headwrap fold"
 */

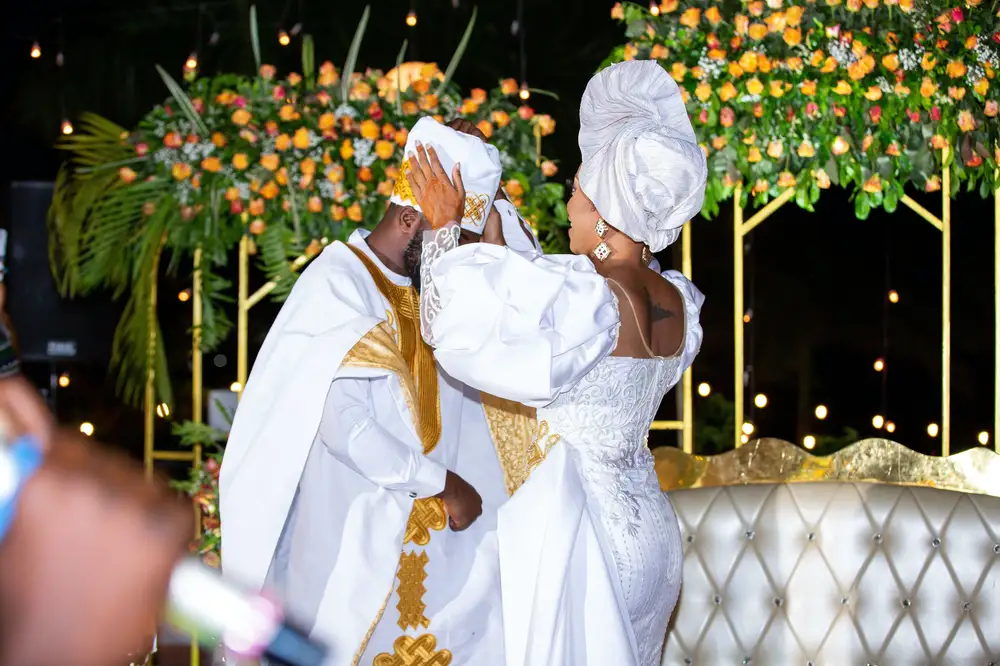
xmin=390 ymin=116 xmax=502 ymax=234
xmin=578 ymin=60 xmax=707 ymax=253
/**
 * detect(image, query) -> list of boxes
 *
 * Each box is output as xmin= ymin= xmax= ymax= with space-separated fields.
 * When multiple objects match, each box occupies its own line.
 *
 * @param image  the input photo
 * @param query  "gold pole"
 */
xmin=995 ymin=171 xmax=1000 ymax=454
xmin=733 ymin=183 xmax=744 ymax=449
xmin=534 ymin=124 xmax=542 ymax=168
xmin=941 ymin=149 xmax=951 ymax=456
xmin=900 ymin=195 xmax=945 ymax=232
xmin=741 ymin=188 xmax=795 ymax=235
xmin=143 ymin=238 xmax=166 ymax=480
xmin=681 ymin=224 xmax=694 ymax=454
xmin=190 ymin=249 xmax=203 ymax=666
xmin=237 ymin=235 xmax=250 ymax=399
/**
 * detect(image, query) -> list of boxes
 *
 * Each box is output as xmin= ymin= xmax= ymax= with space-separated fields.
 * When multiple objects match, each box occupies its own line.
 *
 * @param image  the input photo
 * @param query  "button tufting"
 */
xmin=686 ymin=534 xmax=695 ymax=543
xmin=874 ymin=533 xmax=883 ymax=543
xmin=994 ymin=544 xmax=1000 ymax=555
xmin=745 ymin=529 xmax=756 ymax=540
xmin=808 ymin=532 xmax=816 ymax=541
xmin=963 ymin=601 xmax=972 ymax=612
xmin=713 ymin=595 xmax=722 ymax=605
xmin=932 ymin=537 xmax=941 ymax=547
xmin=901 ymin=598 xmax=911 ymax=608
xmin=774 ymin=597 xmax=783 ymax=607
xmin=742 ymin=658 xmax=752 ymax=665
xmin=684 ymin=659 xmax=692 ymax=665
xmin=841 ymin=596 xmax=849 ymax=605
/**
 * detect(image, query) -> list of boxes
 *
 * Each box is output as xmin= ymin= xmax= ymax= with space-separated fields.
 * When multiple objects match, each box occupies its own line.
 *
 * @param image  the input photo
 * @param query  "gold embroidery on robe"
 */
xmin=373 ymin=635 xmax=453 ymax=666
xmin=526 ymin=420 xmax=561 ymax=474
xmin=352 ymin=587 xmax=394 ymax=666
xmin=395 ymin=551 xmax=431 ymax=631
xmin=480 ymin=393 xmax=538 ymax=496
xmin=404 ymin=497 xmax=447 ymax=546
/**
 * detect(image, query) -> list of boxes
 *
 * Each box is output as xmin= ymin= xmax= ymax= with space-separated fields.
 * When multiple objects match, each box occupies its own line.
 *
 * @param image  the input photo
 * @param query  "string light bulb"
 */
xmin=873 ymin=358 xmax=885 ymax=372
xmin=814 ymin=404 xmax=828 ymax=420
xmin=754 ymin=393 xmax=768 ymax=408
xmin=30 ymin=42 xmax=41 ymax=59
xmin=278 ymin=29 xmax=291 ymax=46
xmin=80 ymin=422 xmax=95 ymax=437
xmin=185 ymin=53 xmax=198 ymax=71
xmin=406 ymin=10 xmax=418 ymax=27
xmin=155 ymin=403 xmax=171 ymax=418
xmin=519 ymin=82 xmax=531 ymax=100
xmin=888 ymin=289 xmax=899 ymax=304
xmin=230 ymin=381 xmax=243 ymax=393
xmin=885 ymin=421 xmax=896 ymax=434
xmin=803 ymin=435 xmax=816 ymax=450
xmin=61 ymin=119 xmax=73 ymax=135
xmin=740 ymin=433 xmax=750 ymax=445
xmin=697 ymin=382 xmax=711 ymax=397
xmin=872 ymin=414 xmax=884 ymax=429
xmin=978 ymin=431 xmax=989 ymax=446
xmin=178 ymin=289 xmax=191 ymax=302
xmin=743 ymin=311 xmax=752 ymax=323
xmin=742 ymin=422 xmax=754 ymax=436
xmin=650 ymin=1 xmax=661 ymax=15
xmin=927 ymin=422 xmax=939 ymax=438
xmin=58 ymin=373 xmax=71 ymax=388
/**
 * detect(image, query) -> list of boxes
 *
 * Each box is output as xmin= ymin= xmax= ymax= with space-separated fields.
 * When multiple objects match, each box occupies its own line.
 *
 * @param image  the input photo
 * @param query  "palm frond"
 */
xmin=172 ymin=419 xmax=227 ymax=449
xmin=256 ymin=224 xmax=297 ymax=301
xmin=250 ymin=5 xmax=262 ymax=72
xmin=436 ymin=7 xmax=478 ymax=94
xmin=199 ymin=264 xmax=234 ymax=353
xmin=156 ymin=66 xmax=210 ymax=136
xmin=340 ymin=6 xmax=371 ymax=102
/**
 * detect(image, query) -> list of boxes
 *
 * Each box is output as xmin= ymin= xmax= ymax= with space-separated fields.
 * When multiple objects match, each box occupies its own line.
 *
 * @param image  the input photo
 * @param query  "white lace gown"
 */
xmin=420 ymin=226 xmax=704 ymax=666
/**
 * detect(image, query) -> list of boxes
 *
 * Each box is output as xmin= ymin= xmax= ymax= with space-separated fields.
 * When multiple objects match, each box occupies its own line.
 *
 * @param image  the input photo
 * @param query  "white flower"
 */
xmin=353 ymin=138 xmax=377 ymax=167
xmin=334 ymin=103 xmax=359 ymax=120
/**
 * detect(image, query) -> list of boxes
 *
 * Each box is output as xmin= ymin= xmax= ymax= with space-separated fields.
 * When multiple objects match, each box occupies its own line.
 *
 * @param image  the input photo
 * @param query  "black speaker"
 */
xmin=5 ymin=181 xmax=117 ymax=364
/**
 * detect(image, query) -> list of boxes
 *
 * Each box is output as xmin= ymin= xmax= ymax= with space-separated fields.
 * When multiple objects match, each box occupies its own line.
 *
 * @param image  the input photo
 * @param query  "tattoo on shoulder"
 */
xmin=649 ymin=301 xmax=675 ymax=322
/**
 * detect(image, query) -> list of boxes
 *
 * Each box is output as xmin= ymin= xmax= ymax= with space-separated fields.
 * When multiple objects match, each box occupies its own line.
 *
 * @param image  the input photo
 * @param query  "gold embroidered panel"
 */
xmin=373 ymin=635 xmax=453 ymax=666
xmin=654 ymin=437 xmax=1000 ymax=498
xmin=395 ymin=551 xmax=431 ymax=631
xmin=480 ymin=394 xmax=538 ymax=496
xmin=403 ymin=497 xmax=447 ymax=546
xmin=526 ymin=421 xmax=561 ymax=475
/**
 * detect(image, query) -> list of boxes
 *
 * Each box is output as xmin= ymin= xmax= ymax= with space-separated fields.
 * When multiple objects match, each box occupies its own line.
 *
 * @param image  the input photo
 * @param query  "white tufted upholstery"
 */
xmin=663 ymin=482 xmax=1000 ymax=665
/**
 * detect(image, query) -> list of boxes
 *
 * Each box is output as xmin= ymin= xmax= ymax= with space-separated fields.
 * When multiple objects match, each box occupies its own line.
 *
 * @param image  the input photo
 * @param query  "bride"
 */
xmin=411 ymin=60 xmax=706 ymax=666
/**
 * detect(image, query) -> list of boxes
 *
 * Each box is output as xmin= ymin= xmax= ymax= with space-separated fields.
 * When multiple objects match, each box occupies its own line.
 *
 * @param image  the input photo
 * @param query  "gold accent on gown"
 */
xmin=373 ymin=635 xmax=453 ymax=666
xmin=395 ymin=551 xmax=431 ymax=631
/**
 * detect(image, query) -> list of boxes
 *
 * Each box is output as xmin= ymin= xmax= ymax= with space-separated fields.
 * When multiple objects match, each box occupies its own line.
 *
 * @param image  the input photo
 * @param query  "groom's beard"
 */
xmin=403 ymin=235 xmax=422 ymax=292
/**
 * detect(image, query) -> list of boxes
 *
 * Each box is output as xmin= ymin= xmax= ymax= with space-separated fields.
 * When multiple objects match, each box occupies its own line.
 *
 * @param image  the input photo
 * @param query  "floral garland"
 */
xmin=608 ymin=0 xmax=1000 ymax=218
xmin=50 ymin=57 xmax=564 ymax=408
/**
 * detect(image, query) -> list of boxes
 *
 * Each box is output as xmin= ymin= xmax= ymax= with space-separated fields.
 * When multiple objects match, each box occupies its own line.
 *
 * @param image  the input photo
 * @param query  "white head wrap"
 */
xmin=578 ymin=60 xmax=707 ymax=253
xmin=390 ymin=116 xmax=503 ymax=234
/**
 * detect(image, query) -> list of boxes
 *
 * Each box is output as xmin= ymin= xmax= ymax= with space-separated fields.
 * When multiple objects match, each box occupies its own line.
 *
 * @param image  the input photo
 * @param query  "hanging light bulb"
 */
xmin=814 ymin=404 xmax=828 ymax=420
xmin=406 ymin=10 xmax=418 ymax=27
xmin=697 ymin=382 xmax=711 ymax=397
xmin=155 ymin=403 xmax=171 ymax=418
xmin=58 ymin=373 xmax=71 ymax=388
xmin=185 ymin=52 xmax=198 ymax=71
xmin=80 ymin=422 xmax=95 ymax=437
xmin=978 ymin=431 xmax=989 ymax=446
xmin=278 ymin=29 xmax=291 ymax=46
xmin=55 ymin=51 xmax=64 ymax=67
xmin=178 ymin=289 xmax=191 ymax=302
xmin=230 ymin=381 xmax=243 ymax=393
xmin=873 ymin=358 xmax=885 ymax=372
xmin=743 ymin=309 xmax=752 ymax=323
xmin=519 ymin=82 xmax=531 ymax=100
xmin=30 ymin=41 xmax=41 ymax=59
xmin=803 ymin=435 xmax=816 ymax=450
xmin=888 ymin=289 xmax=899 ymax=304
xmin=754 ymin=393 xmax=768 ymax=408
xmin=650 ymin=1 xmax=661 ymax=15
xmin=742 ymin=421 xmax=755 ymax=436
xmin=927 ymin=422 xmax=939 ymax=438
xmin=740 ymin=433 xmax=750 ymax=445
xmin=61 ymin=119 xmax=74 ymax=135
xmin=885 ymin=421 xmax=896 ymax=434
xmin=872 ymin=414 xmax=884 ymax=429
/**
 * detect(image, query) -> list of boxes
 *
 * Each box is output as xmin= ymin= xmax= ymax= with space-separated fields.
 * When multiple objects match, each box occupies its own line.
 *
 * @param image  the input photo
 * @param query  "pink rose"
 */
xmin=869 ymin=106 xmax=882 ymax=123
xmin=135 ymin=142 xmax=149 ymax=157
xmin=908 ymin=110 xmax=921 ymax=122
xmin=950 ymin=7 xmax=964 ymax=22
xmin=272 ymin=86 xmax=286 ymax=101
xmin=930 ymin=106 xmax=941 ymax=121
xmin=698 ymin=108 xmax=709 ymax=123
xmin=235 ymin=96 xmax=248 ymax=108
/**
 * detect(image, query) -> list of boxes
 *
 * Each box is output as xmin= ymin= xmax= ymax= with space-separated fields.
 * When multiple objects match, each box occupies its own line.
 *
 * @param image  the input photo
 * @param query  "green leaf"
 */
xmin=302 ymin=35 xmax=315 ymax=89
xmin=394 ymin=39 xmax=408 ymax=115
xmin=884 ymin=185 xmax=899 ymax=213
xmin=436 ymin=7 xmax=477 ymax=95
xmin=341 ymin=6 xmax=371 ymax=102
xmin=250 ymin=5 xmax=262 ymax=72
xmin=155 ymin=65 xmax=210 ymax=136
xmin=625 ymin=19 xmax=647 ymax=38
xmin=855 ymin=193 xmax=871 ymax=220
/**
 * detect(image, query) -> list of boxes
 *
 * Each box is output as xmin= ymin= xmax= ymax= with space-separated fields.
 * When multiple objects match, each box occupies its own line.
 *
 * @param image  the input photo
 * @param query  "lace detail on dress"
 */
xmin=419 ymin=225 xmax=460 ymax=346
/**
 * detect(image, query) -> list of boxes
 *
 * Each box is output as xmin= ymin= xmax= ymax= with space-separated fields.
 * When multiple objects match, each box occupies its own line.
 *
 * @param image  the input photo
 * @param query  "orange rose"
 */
xmin=535 ymin=114 xmax=556 ymax=136
xmin=800 ymin=80 xmax=817 ymax=96
xmin=747 ymin=147 xmax=763 ymax=162
xmin=307 ymin=196 xmax=323 ymax=213
xmin=920 ymin=77 xmax=938 ymax=98
xmin=671 ymin=63 xmax=687 ymax=81
xmin=319 ymin=113 xmax=336 ymax=131
xmin=249 ymin=219 xmax=266 ymax=235
xmin=331 ymin=205 xmax=346 ymax=221
xmin=299 ymin=158 xmax=316 ymax=176
xmin=650 ymin=45 xmax=669 ymax=60
xmin=931 ymin=134 xmax=948 ymax=149
xmin=201 ymin=157 xmax=222 ymax=172
xmin=748 ymin=23 xmax=769 ymax=40
xmin=340 ymin=139 xmax=354 ymax=160
xmin=767 ymin=141 xmax=784 ymax=159
xmin=491 ymin=110 xmax=511 ymax=128
xmin=460 ymin=99 xmax=480 ymax=115
xmin=783 ymin=28 xmax=802 ymax=45
xmin=418 ymin=94 xmax=439 ymax=111
xmin=834 ymin=80 xmax=853 ymax=95
xmin=359 ymin=120 xmax=380 ymax=141
xmin=863 ymin=175 xmax=882 ymax=193
xmin=785 ymin=6 xmax=804 ymax=24
xmin=719 ymin=82 xmax=739 ymax=102
xmin=500 ymin=78 xmax=519 ymax=95
xmin=921 ymin=53 xmax=937 ymax=70
xmin=395 ymin=127 xmax=409 ymax=146
xmin=326 ymin=164 xmax=345 ymax=183
xmin=476 ymin=120 xmax=494 ymax=139
xmin=231 ymin=109 xmax=251 ymax=126
xmin=260 ymin=154 xmax=280 ymax=171
xmin=798 ymin=141 xmax=816 ymax=158
xmin=924 ymin=175 xmax=941 ymax=192
xmin=402 ymin=101 xmax=419 ymax=115
xmin=712 ymin=136 xmax=728 ymax=150
xmin=505 ymin=179 xmax=525 ymax=197
xmin=358 ymin=167 xmax=373 ymax=183
xmin=260 ymin=181 xmax=279 ymax=199
xmin=470 ymin=88 xmax=488 ymax=104
xmin=957 ymin=111 xmax=976 ymax=132
xmin=211 ymin=132 xmax=227 ymax=147
xmin=276 ymin=134 xmax=292 ymax=151
xmin=705 ymin=6 xmax=722 ymax=24
xmin=728 ymin=62 xmax=745 ymax=78
xmin=679 ymin=7 xmax=700 ymax=27
xmin=293 ymin=127 xmax=311 ymax=150
xmin=279 ymin=105 xmax=299 ymax=121
xmin=882 ymin=54 xmax=900 ymax=72
xmin=948 ymin=86 xmax=966 ymax=100
xmin=172 ymin=162 xmax=192 ymax=180
xmin=119 ymin=166 xmax=137 ymax=183
xmin=231 ymin=154 xmax=248 ymax=170
xmin=696 ymin=83 xmax=712 ymax=102
xmin=864 ymin=86 xmax=883 ymax=101
xmin=746 ymin=77 xmax=764 ymax=95
xmin=985 ymin=100 xmax=999 ymax=117
xmin=377 ymin=180 xmax=394 ymax=197
xmin=769 ymin=80 xmax=786 ymax=97
xmin=777 ymin=172 xmax=797 ymax=188
xmin=974 ymin=79 xmax=990 ymax=96
xmin=347 ymin=202 xmax=363 ymax=222
xmin=814 ymin=169 xmax=832 ymax=189
xmin=541 ymin=161 xmax=558 ymax=177
xmin=947 ymin=60 xmax=968 ymax=79
xmin=831 ymin=136 xmax=850 ymax=155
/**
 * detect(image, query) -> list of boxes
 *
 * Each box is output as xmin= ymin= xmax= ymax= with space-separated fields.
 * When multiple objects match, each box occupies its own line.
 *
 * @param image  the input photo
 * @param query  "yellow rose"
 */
xmin=814 ymin=169 xmax=832 ymax=189
xmin=418 ymin=94 xmax=439 ymax=111
xmin=797 ymin=141 xmax=815 ymax=158
xmin=232 ymin=154 xmax=250 ymax=170
xmin=785 ymin=6 xmax=804 ymax=24
xmin=375 ymin=140 xmax=395 ymax=161
xmin=318 ymin=113 xmax=336 ymax=131
xmin=947 ymin=60 xmax=967 ymax=79
xmin=331 ymin=205 xmax=346 ymax=221
xmin=340 ymin=139 xmax=354 ymax=160
xmin=650 ymin=45 xmax=669 ymax=60
xmin=747 ymin=146 xmax=763 ymax=162
xmin=957 ymin=111 xmax=976 ymax=132
xmin=948 ymin=86 xmax=966 ymax=100
xmin=679 ymin=7 xmax=700 ymax=27
xmin=201 ymin=157 xmax=222 ymax=172
xmin=172 ymin=163 xmax=192 ymax=180
xmin=974 ymin=79 xmax=990 ymax=96
xmin=705 ymin=6 xmax=723 ymax=24
xmin=719 ymin=82 xmax=739 ymax=102
xmin=276 ymin=134 xmax=291 ymax=151
xmin=477 ymin=120 xmax=494 ymax=139
xmin=402 ymin=101 xmax=419 ymax=115
xmin=921 ymin=53 xmax=937 ymax=71
xmin=777 ymin=172 xmax=796 ymax=188
xmin=260 ymin=154 xmax=280 ymax=171
xmin=119 ymin=166 xmax=137 ymax=184
xmin=671 ymin=62 xmax=687 ymax=81
xmin=863 ymin=175 xmax=882 ymax=193
xmin=800 ymin=80 xmax=817 ymax=96
xmin=748 ymin=23 xmax=769 ymax=40
xmin=728 ymin=62 xmax=745 ymax=78
xmin=211 ymin=132 xmax=227 ymax=147
xmin=299 ymin=158 xmax=316 ymax=176
xmin=831 ymin=136 xmax=850 ymax=155
xmin=492 ymin=110 xmax=511 ymax=128
xmin=767 ymin=140 xmax=784 ymax=158
xmin=920 ymin=77 xmax=938 ymax=98
xmin=696 ymin=83 xmax=713 ymax=101
xmin=739 ymin=51 xmax=758 ymax=73
xmin=746 ymin=77 xmax=764 ymax=95
xmin=864 ymin=86 xmax=883 ymax=101
xmin=279 ymin=105 xmax=298 ymax=121
xmin=769 ymin=80 xmax=786 ymax=97
xmin=834 ymin=80 xmax=853 ymax=95
xmin=783 ymin=28 xmax=802 ymax=45
xmin=326 ymin=164 xmax=345 ymax=183
xmin=357 ymin=119 xmax=379 ymax=141
xmin=712 ymin=136 xmax=728 ymax=149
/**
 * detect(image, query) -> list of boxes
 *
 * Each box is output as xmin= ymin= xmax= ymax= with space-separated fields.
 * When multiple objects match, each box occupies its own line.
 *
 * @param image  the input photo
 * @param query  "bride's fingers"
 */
xmin=407 ymin=154 xmax=427 ymax=194
xmin=414 ymin=143 xmax=435 ymax=183
xmin=426 ymin=146 xmax=449 ymax=181
xmin=452 ymin=165 xmax=465 ymax=199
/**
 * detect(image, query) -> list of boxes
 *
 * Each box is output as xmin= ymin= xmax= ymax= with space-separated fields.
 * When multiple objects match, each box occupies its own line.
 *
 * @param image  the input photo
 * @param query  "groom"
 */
xmin=220 ymin=117 xmax=514 ymax=665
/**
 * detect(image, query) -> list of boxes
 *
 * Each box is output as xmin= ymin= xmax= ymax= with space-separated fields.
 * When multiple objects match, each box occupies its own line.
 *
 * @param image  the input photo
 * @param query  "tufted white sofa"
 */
xmin=654 ymin=439 xmax=1000 ymax=665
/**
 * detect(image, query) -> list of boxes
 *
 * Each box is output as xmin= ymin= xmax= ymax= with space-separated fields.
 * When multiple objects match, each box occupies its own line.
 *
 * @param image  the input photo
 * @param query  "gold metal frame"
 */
xmin=731 ymin=149 xmax=972 ymax=456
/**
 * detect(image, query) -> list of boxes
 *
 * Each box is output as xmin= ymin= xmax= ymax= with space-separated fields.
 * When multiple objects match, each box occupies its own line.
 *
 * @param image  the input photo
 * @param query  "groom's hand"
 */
xmin=437 ymin=471 xmax=482 ymax=531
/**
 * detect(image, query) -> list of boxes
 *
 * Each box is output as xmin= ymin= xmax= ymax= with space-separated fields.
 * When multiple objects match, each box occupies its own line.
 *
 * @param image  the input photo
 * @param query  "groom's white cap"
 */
xmin=390 ymin=116 xmax=503 ymax=234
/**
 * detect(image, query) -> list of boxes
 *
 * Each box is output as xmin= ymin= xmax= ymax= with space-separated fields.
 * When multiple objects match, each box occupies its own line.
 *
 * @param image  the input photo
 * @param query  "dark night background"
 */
xmin=1 ymin=0 xmax=995 ymax=463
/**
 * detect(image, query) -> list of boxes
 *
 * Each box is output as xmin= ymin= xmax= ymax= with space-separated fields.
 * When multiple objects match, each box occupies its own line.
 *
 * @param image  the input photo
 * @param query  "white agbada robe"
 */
xmin=220 ymin=229 xmax=508 ymax=666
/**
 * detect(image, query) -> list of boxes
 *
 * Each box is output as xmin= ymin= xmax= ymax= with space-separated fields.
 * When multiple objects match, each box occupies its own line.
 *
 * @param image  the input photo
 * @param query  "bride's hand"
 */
xmin=407 ymin=143 xmax=465 ymax=230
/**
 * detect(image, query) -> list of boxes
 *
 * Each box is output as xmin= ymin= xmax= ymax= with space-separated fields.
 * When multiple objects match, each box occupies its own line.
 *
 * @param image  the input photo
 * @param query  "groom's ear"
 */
xmin=398 ymin=206 xmax=424 ymax=234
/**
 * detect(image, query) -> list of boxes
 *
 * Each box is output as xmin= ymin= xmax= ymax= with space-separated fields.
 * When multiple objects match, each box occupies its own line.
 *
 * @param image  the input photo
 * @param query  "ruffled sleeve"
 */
xmin=420 ymin=226 xmax=619 ymax=408
xmin=660 ymin=270 xmax=705 ymax=386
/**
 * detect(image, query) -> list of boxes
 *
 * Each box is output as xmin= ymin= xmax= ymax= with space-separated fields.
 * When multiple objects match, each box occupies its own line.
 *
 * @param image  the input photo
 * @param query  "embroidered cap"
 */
xmin=390 ymin=116 xmax=503 ymax=234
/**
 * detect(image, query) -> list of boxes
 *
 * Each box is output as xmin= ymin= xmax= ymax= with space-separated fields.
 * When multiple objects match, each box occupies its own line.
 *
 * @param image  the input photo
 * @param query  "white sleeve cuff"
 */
xmin=408 ymin=457 xmax=448 ymax=499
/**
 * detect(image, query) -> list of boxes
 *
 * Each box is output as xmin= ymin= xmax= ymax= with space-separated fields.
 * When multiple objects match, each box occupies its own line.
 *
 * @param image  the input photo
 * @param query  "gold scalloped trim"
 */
xmin=653 ymin=438 xmax=1000 ymax=498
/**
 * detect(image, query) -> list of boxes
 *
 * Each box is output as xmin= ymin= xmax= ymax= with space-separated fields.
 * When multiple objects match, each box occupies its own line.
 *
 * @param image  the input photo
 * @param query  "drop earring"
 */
xmin=641 ymin=246 xmax=653 ymax=267
xmin=593 ymin=218 xmax=612 ymax=262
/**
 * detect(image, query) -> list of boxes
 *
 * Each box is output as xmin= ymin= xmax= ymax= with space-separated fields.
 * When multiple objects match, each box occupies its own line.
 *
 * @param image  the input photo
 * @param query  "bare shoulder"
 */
xmin=604 ymin=264 xmax=685 ymax=357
